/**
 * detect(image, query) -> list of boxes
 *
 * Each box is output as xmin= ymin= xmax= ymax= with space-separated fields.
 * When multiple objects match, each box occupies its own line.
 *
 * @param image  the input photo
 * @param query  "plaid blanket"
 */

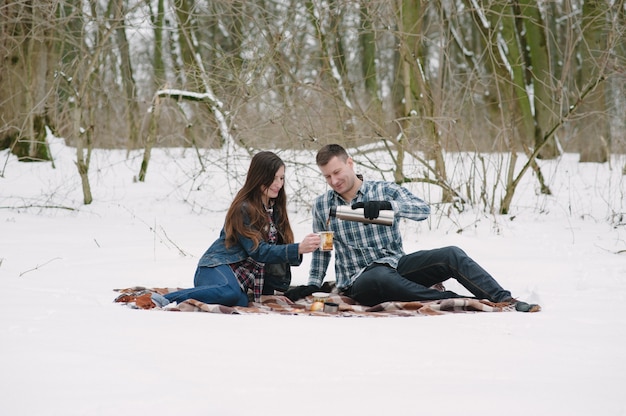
xmin=113 ymin=284 xmax=518 ymax=317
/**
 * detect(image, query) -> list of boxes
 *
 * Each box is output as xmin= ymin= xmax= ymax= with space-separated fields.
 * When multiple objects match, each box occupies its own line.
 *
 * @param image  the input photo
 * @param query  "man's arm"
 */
xmin=388 ymin=183 xmax=430 ymax=221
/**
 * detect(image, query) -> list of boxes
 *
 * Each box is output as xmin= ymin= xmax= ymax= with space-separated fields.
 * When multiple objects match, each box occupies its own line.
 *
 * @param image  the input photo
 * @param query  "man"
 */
xmin=285 ymin=144 xmax=540 ymax=312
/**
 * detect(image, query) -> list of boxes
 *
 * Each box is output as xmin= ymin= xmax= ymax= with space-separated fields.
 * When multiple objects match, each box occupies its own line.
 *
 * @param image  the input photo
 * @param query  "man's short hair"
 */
xmin=316 ymin=144 xmax=349 ymax=166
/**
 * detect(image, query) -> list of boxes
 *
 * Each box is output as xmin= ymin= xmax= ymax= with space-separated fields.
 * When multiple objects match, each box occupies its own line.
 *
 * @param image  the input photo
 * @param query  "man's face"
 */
xmin=318 ymin=155 xmax=356 ymax=198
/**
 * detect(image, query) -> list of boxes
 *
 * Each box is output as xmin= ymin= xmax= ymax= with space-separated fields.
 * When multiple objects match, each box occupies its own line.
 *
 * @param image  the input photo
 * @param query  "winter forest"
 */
xmin=2 ymin=3 xmax=626 ymax=414
xmin=1 ymin=0 xmax=625 ymax=216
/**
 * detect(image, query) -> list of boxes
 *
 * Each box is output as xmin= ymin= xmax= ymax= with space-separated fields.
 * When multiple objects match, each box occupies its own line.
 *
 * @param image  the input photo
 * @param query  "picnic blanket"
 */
xmin=114 ymin=283 xmax=518 ymax=317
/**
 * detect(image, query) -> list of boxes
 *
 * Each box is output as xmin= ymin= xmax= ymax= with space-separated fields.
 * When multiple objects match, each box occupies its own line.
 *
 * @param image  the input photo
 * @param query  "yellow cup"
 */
xmin=318 ymin=231 xmax=334 ymax=251
xmin=311 ymin=292 xmax=329 ymax=311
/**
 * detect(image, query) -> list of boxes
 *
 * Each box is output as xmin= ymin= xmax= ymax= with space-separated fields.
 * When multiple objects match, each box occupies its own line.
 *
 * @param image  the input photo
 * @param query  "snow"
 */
xmin=1 ymin=137 xmax=625 ymax=415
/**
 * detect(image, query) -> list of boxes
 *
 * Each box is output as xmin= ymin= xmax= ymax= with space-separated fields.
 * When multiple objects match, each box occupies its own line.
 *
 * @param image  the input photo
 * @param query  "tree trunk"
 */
xmin=0 ymin=1 xmax=53 ymax=161
xmin=110 ymin=0 xmax=140 ymax=153
xmin=74 ymin=96 xmax=93 ymax=205
xmin=139 ymin=95 xmax=161 ymax=182
xmin=578 ymin=0 xmax=611 ymax=163
xmin=172 ymin=0 xmax=233 ymax=148
xmin=516 ymin=0 xmax=560 ymax=160
xmin=359 ymin=3 xmax=380 ymax=110
xmin=395 ymin=0 xmax=451 ymax=201
xmin=152 ymin=0 xmax=166 ymax=87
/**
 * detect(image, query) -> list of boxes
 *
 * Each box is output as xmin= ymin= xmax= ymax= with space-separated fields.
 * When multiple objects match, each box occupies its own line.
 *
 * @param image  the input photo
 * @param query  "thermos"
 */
xmin=329 ymin=206 xmax=394 ymax=226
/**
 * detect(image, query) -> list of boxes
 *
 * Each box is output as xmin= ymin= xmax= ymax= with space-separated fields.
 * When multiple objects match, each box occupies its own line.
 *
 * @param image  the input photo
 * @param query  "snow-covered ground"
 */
xmin=1 ymin=138 xmax=625 ymax=415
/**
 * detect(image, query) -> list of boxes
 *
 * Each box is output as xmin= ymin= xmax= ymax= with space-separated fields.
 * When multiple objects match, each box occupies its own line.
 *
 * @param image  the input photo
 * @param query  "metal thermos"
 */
xmin=329 ymin=206 xmax=394 ymax=226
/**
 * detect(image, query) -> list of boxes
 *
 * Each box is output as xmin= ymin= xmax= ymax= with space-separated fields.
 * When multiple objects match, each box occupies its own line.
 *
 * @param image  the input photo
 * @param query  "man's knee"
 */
xmin=350 ymin=265 xmax=396 ymax=305
xmin=437 ymin=245 xmax=467 ymax=261
xmin=354 ymin=265 xmax=392 ymax=290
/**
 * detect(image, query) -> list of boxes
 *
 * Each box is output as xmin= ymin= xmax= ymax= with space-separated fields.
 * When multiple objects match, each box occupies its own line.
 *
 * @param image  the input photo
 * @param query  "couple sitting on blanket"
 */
xmin=156 ymin=145 xmax=540 ymax=313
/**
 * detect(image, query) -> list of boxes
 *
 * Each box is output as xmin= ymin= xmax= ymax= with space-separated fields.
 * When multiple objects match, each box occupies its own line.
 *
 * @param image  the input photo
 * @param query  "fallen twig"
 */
xmin=160 ymin=225 xmax=191 ymax=257
xmin=19 ymin=257 xmax=62 ymax=277
xmin=0 ymin=205 xmax=76 ymax=211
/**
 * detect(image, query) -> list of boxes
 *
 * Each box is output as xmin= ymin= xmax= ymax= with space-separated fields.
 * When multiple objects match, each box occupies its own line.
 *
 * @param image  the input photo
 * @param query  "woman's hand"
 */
xmin=298 ymin=233 xmax=321 ymax=254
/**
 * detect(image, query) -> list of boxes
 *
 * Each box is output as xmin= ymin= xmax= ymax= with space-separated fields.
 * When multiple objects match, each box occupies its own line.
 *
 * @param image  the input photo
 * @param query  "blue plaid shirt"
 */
xmin=308 ymin=180 xmax=430 ymax=290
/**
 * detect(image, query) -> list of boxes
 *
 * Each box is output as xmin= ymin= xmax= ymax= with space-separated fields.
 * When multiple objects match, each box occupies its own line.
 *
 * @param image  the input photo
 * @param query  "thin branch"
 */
xmin=159 ymin=225 xmax=191 ymax=257
xmin=19 ymin=257 xmax=62 ymax=277
xmin=0 ymin=204 xmax=76 ymax=211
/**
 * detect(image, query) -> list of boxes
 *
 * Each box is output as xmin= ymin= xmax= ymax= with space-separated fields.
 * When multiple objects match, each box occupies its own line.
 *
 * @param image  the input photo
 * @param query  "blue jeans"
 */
xmin=164 ymin=264 xmax=249 ymax=306
xmin=344 ymin=246 xmax=512 ymax=306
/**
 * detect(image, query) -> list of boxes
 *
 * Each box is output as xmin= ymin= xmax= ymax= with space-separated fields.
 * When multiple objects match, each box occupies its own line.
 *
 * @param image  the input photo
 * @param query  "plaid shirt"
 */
xmin=308 ymin=180 xmax=430 ymax=290
xmin=230 ymin=258 xmax=264 ymax=301
xmin=230 ymin=205 xmax=278 ymax=301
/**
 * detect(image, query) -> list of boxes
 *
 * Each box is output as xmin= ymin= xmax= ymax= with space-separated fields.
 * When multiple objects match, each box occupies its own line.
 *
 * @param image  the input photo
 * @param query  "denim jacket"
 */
xmin=197 ymin=205 xmax=302 ymax=268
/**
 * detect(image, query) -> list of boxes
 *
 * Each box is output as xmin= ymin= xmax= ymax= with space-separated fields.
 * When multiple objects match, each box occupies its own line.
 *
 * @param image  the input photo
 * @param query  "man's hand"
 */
xmin=351 ymin=201 xmax=392 ymax=220
xmin=284 ymin=285 xmax=319 ymax=301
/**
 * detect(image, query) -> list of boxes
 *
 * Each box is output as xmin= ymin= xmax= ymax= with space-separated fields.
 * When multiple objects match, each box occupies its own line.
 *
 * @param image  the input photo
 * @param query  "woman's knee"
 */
xmin=194 ymin=265 xmax=230 ymax=287
xmin=223 ymin=288 xmax=248 ymax=306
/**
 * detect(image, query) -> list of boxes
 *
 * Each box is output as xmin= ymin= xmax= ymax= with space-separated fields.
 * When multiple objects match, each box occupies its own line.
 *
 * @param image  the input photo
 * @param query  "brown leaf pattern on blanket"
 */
xmin=114 ymin=286 xmax=516 ymax=316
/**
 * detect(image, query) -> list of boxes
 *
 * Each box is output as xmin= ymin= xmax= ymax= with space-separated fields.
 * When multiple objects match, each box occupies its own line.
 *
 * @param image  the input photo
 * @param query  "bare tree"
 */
xmin=1 ymin=0 xmax=623 ymax=215
xmin=110 ymin=0 xmax=141 ymax=153
xmin=577 ymin=0 xmax=615 ymax=163
xmin=0 ymin=1 xmax=56 ymax=163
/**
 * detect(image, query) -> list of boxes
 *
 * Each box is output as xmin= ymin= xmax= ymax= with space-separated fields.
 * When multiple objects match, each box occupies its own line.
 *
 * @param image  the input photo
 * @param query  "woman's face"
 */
xmin=261 ymin=165 xmax=285 ymax=204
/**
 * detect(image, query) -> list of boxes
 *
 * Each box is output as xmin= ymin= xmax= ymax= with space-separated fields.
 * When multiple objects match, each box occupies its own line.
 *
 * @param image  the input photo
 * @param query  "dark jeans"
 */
xmin=163 ymin=264 xmax=249 ymax=306
xmin=344 ymin=246 xmax=512 ymax=306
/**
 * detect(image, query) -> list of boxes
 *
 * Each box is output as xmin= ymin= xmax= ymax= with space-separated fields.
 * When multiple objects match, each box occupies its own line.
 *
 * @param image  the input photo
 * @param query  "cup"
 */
xmin=312 ymin=292 xmax=330 ymax=303
xmin=318 ymin=231 xmax=334 ymax=251
xmin=323 ymin=302 xmax=339 ymax=313
xmin=311 ymin=292 xmax=329 ymax=312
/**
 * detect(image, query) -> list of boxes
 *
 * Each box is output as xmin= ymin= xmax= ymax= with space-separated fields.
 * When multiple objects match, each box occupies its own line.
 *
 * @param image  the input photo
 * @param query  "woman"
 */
xmin=161 ymin=151 xmax=320 ymax=307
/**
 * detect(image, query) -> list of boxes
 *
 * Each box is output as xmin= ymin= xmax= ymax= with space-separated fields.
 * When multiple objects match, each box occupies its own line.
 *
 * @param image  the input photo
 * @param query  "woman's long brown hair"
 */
xmin=224 ymin=151 xmax=294 ymax=249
